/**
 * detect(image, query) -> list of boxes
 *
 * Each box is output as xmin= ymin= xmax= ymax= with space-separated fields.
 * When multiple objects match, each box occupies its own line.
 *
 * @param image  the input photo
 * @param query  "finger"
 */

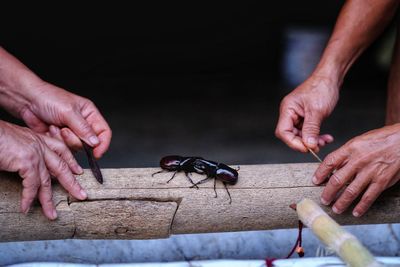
xmin=320 ymin=163 xmax=357 ymax=205
xmin=313 ymin=149 xmax=348 ymax=184
xmin=353 ymin=183 xmax=384 ymax=217
xmin=332 ymin=169 xmax=371 ymax=214
xmin=318 ymin=138 xmax=326 ymax=147
xmin=93 ymin=126 xmax=112 ymax=159
xmin=302 ymin=110 xmax=323 ymax=150
xmin=85 ymin=109 xmax=112 ymax=158
xmin=37 ymin=159 xmax=57 ymax=220
xmin=60 ymin=128 xmax=83 ymax=151
xmin=21 ymin=109 xmax=49 ymax=133
xmin=388 ymin=172 xmax=400 ymax=187
xmin=19 ymin=166 xmax=40 ymax=214
xmin=44 ymin=147 xmax=87 ymax=200
xmin=62 ymin=111 xmax=99 ymax=147
xmin=49 ymin=125 xmax=63 ymax=141
xmin=276 ymin=109 xmax=308 ymax=152
xmin=320 ymin=134 xmax=334 ymax=143
xmin=42 ymin=135 xmax=83 ymax=175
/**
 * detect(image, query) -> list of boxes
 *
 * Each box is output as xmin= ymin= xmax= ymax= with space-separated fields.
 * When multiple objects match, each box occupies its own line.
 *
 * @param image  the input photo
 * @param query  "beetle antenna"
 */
xmin=236 ymin=166 xmax=240 ymax=171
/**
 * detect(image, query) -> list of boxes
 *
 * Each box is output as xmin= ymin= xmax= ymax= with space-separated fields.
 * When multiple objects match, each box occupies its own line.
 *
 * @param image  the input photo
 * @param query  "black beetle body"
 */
xmin=153 ymin=155 xmax=203 ymax=188
xmin=153 ymin=155 xmax=239 ymax=203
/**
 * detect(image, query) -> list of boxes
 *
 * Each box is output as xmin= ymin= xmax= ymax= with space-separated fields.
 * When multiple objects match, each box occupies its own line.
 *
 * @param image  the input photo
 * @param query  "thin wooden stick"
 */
xmin=308 ymin=148 xmax=323 ymax=163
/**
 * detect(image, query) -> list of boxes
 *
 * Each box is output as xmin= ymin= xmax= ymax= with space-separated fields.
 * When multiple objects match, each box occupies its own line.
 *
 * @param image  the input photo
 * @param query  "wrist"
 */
xmin=311 ymin=61 xmax=344 ymax=90
xmin=0 ymin=49 xmax=43 ymax=117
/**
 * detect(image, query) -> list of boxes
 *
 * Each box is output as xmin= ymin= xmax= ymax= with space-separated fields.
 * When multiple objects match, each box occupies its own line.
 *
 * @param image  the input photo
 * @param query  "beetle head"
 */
xmin=216 ymin=163 xmax=238 ymax=185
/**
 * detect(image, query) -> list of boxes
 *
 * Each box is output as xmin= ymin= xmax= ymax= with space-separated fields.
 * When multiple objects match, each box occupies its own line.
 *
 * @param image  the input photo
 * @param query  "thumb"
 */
xmin=63 ymin=112 xmax=99 ymax=147
xmin=21 ymin=109 xmax=49 ymax=133
xmin=302 ymin=111 xmax=323 ymax=149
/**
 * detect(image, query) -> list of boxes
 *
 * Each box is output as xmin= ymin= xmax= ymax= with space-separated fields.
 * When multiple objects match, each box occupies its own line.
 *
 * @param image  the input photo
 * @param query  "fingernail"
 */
xmin=307 ymin=137 xmax=317 ymax=145
xmin=332 ymin=206 xmax=340 ymax=214
xmin=353 ymin=211 xmax=360 ymax=217
xmin=76 ymin=165 xmax=84 ymax=174
xmin=80 ymin=189 xmax=88 ymax=199
xmin=312 ymin=175 xmax=318 ymax=184
xmin=89 ymin=136 xmax=99 ymax=146
xmin=22 ymin=206 xmax=30 ymax=214
xmin=321 ymin=198 xmax=329 ymax=205
xmin=52 ymin=210 xmax=58 ymax=220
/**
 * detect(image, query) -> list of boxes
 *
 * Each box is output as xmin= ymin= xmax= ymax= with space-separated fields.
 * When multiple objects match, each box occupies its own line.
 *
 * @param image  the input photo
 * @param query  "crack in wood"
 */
xmin=80 ymin=185 xmax=320 ymax=190
xmin=66 ymin=196 xmax=183 ymax=239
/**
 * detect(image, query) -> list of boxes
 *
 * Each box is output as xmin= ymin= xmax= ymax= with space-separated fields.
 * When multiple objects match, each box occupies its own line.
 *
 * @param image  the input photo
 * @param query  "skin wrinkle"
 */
xmin=0 ymin=46 xmax=111 ymax=219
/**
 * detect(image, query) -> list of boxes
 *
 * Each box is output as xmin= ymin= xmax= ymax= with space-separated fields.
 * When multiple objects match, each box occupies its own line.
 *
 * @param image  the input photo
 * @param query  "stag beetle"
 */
xmin=152 ymin=155 xmax=239 ymax=203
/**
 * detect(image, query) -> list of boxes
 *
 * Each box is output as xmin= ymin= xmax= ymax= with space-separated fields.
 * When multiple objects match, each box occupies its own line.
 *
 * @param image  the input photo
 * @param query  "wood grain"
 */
xmin=0 ymin=163 xmax=399 ymax=242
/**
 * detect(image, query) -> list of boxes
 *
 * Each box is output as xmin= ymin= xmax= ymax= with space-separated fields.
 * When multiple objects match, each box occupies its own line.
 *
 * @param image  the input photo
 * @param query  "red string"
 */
xmin=265 ymin=258 xmax=276 ymax=267
xmin=265 ymin=220 xmax=304 ymax=266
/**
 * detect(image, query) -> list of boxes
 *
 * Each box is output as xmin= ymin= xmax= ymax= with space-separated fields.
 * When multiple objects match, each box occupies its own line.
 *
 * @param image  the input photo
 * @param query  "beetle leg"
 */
xmin=190 ymin=177 xmax=210 ymax=188
xmin=223 ymin=182 xmax=232 ymax=204
xmin=152 ymin=170 xmax=168 ymax=177
xmin=185 ymin=172 xmax=199 ymax=189
xmin=213 ymin=179 xmax=217 ymax=198
xmin=235 ymin=166 xmax=240 ymax=171
xmin=166 ymin=171 xmax=178 ymax=183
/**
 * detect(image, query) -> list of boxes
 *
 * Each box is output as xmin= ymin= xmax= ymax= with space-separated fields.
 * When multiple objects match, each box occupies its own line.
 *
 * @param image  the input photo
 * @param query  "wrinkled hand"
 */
xmin=275 ymin=75 xmax=338 ymax=152
xmin=0 ymin=120 xmax=87 ymax=219
xmin=19 ymin=81 xmax=112 ymax=158
xmin=313 ymin=124 xmax=400 ymax=217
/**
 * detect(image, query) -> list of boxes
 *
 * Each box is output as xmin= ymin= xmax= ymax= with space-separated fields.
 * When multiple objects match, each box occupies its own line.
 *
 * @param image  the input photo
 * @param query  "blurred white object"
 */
xmin=274 ymin=257 xmax=400 ymax=267
xmin=282 ymin=27 xmax=329 ymax=88
xmin=8 ymin=258 xmax=400 ymax=267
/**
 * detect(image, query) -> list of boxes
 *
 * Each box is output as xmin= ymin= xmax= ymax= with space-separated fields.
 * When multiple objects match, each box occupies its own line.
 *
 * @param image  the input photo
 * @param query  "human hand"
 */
xmin=0 ymin=120 xmax=87 ymax=220
xmin=275 ymin=75 xmax=338 ymax=152
xmin=313 ymin=124 xmax=400 ymax=217
xmin=19 ymin=81 xmax=112 ymax=158
xmin=0 ymin=47 xmax=111 ymax=158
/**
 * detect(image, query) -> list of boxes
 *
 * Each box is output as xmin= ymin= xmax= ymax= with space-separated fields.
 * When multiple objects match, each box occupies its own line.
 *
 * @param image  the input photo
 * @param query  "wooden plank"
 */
xmin=0 ymin=163 xmax=399 ymax=242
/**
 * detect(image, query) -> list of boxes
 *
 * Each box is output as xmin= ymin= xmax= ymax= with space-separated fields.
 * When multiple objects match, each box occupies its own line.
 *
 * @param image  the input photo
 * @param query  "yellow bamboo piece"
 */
xmin=296 ymin=198 xmax=383 ymax=267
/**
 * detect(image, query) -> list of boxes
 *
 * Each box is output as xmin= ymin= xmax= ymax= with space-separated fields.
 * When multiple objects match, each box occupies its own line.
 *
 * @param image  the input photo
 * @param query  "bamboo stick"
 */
xmin=296 ymin=198 xmax=383 ymax=267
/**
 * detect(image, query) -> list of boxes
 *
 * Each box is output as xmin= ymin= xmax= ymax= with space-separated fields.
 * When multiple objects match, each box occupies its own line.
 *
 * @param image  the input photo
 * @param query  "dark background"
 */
xmin=0 ymin=1 xmax=393 ymax=167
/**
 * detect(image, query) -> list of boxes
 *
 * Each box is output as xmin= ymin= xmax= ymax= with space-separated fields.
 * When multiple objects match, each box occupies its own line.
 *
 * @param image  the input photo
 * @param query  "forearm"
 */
xmin=386 ymin=24 xmax=400 ymax=125
xmin=0 ymin=47 xmax=43 ymax=117
xmin=313 ymin=0 xmax=399 ymax=86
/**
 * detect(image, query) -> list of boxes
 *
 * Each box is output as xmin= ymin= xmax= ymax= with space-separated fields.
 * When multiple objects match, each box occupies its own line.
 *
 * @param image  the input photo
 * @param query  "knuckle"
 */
xmin=85 ymin=99 xmax=95 ymax=108
xmin=322 ymin=154 xmax=337 ymax=169
xmin=67 ymin=177 xmax=79 ymax=190
xmin=303 ymin=122 xmax=320 ymax=134
xmin=20 ymin=149 xmax=40 ymax=166
xmin=41 ymin=176 xmax=51 ymax=188
xmin=343 ymin=186 xmax=358 ymax=200
xmin=78 ymin=120 xmax=93 ymax=135
xmin=57 ymin=159 xmax=69 ymax=173
xmin=334 ymin=201 xmax=344 ymax=211
xmin=61 ymin=104 xmax=75 ymax=114
xmin=346 ymin=139 xmax=360 ymax=150
xmin=375 ymin=178 xmax=389 ymax=189
xmin=22 ymin=176 xmax=40 ymax=190
xmin=329 ymin=174 xmax=344 ymax=187
xmin=275 ymin=128 xmax=282 ymax=139
xmin=361 ymin=194 xmax=374 ymax=206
